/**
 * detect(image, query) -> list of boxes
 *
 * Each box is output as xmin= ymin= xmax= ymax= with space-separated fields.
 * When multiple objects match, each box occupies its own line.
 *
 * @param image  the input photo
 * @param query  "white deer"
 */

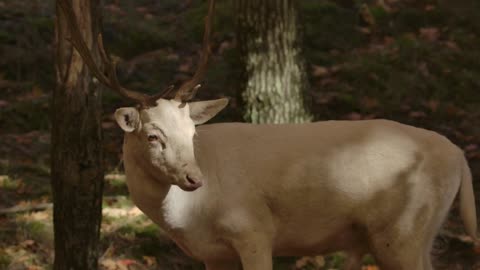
xmin=116 ymin=100 xmax=478 ymax=270
xmin=59 ymin=0 xmax=478 ymax=269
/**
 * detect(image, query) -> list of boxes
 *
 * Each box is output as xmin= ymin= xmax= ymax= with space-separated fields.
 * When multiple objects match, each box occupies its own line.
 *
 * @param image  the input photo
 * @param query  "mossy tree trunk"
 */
xmin=51 ymin=0 xmax=104 ymax=269
xmin=236 ymin=0 xmax=312 ymax=124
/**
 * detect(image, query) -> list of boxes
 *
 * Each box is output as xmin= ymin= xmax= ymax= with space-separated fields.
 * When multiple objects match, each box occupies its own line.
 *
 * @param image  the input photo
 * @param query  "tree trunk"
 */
xmin=51 ymin=1 xmax=104 ymax=269
xmin=236 ymin=0 xmax=313 ymax=124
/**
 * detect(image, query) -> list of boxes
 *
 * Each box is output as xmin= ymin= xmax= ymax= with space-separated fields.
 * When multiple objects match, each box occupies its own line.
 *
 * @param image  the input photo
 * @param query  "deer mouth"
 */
xmin=180 ymin=175 xmax=203 ymax=192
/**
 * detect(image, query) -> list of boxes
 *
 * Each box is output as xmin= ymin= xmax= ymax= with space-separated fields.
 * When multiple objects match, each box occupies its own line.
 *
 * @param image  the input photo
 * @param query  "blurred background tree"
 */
xmin=236 ymin=0 xmax=312 ymax=123
xmin=51 ymin=1 xmax=104 ymax=269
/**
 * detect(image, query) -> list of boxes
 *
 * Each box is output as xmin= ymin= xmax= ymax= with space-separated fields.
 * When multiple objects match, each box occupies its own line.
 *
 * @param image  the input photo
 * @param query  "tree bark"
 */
xmin=236 ymin=0 xmax=312 ymax=124
xmin=52 ymin=1 xmax=104 ymax=269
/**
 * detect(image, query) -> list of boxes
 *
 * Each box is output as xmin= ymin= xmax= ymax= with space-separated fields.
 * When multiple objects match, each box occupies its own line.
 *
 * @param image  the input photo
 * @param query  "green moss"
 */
xmin=0 ymin=250 xmax=11 ymax=269
xmin=116 ymin=224 xmax=136 ymax=236
xmin=0 ymin=176 xmax=20 ymax=190
xmin=25 ymin=220 xmax=45 ymax=235
xmin=363 ymin=254 xmax=376 ymax=265
xmin=19 ymin=219 xmax=53 ymax=245
xmin=106 ymin=174 xmax=127 ymax=188
xmin=136 ymin=223 xmax=159 ymax=238
xmin=325 ymin=252 xmax=346 ymax=268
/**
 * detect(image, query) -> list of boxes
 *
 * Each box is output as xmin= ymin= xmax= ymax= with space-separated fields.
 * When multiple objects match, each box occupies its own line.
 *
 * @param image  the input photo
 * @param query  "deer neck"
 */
xmin=122 ymin=140 xmax=172 ymax=224
xmin=122 ymin=134 xmax=211 ymax=235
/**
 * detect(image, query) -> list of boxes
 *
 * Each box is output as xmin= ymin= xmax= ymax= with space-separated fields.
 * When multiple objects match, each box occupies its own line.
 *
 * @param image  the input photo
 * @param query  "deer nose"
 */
xmin=186 ymin=175 xmax=203 ymax=188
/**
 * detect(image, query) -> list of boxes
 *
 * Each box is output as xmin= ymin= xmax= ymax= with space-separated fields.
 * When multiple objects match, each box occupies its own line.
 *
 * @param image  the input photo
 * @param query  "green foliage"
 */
xmin=363 ymin=254 xmax=377 ymax=265
xmin=22 ymin=220 xmax=46 ymax=238
xmin=0 ymin=175 xmax=20 ymax=190
xmin=0 ymin=250 xmax=11 ymax=270
xmin=105 ymin=21 xmax=176 ymax=58
xmin=181 ymin=0 xmax=234 ymax=44
xmin=325 ymin=253 xmax=346 ymax=268
xmin=0 ymin=98 xmax=50 ymax=132
xmin=302 ymin=0 xmax=480 ymax=122
xmin=301 ymin=1 xmax=366 ymax=52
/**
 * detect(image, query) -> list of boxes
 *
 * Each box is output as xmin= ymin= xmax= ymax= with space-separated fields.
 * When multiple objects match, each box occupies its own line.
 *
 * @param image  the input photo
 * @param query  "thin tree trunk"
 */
xmin=52 ymin=0 xmax=104 ymax=269
xmin=236 ymin=0 xmax=312 ymax=124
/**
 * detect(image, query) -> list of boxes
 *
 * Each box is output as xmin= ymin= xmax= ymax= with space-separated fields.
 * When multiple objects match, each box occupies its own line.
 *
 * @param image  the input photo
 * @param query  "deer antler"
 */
xmin=173 ymin=0 xmax=215 ymax=102
xmin=57 ymin=0 xmax=215 ymax=107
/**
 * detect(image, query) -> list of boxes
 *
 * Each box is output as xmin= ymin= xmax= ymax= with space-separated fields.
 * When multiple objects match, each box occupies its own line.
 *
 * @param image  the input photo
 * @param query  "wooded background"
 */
xmin=1 ymin=0 xmax=479 ymax=269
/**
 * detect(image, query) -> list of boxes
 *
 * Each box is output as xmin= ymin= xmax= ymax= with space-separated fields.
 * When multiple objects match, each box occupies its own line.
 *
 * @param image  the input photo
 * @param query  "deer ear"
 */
xmin=189 ymin=98 xmax=229 ymax=125
xmin=114 ymin=107 xmax=140 ymax=132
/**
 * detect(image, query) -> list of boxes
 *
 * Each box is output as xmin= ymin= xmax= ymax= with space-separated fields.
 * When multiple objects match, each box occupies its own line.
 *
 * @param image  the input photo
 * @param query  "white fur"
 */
xmin=116 ymin=99 xmax=478 ymax=270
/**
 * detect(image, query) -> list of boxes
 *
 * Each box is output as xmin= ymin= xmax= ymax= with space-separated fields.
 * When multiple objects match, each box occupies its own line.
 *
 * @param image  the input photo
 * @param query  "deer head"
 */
xmin=58 ymin=0 xmax=226 ymax=191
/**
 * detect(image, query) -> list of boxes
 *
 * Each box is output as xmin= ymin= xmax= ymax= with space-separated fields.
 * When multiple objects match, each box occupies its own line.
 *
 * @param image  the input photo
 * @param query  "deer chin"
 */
xmin=178 ymin=182 xmax=202 ymax=192
xmin=177 ymin=176 xmax=203 ymax=192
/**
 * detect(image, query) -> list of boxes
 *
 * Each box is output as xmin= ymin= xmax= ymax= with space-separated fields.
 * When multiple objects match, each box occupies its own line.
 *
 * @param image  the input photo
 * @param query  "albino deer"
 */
xmin=59 ymin=0 xmax=478 ymax=269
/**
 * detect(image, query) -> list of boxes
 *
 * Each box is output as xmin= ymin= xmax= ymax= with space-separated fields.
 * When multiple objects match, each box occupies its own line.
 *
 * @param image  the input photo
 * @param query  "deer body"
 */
xmin=122 ymin=114 xmax=477 ymax=270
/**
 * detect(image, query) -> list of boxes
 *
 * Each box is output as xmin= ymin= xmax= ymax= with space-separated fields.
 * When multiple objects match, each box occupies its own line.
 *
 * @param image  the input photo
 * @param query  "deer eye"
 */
xmin=147 ymin=135 xmax=159 ymax=142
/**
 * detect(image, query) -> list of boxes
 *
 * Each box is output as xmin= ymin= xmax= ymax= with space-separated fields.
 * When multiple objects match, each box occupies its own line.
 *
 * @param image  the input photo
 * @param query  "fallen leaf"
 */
xmin=464 ymin=144 xmax=478 ymax=152
xmin=358 ymin=26 xmax=372 ymax=34
xmin=143 ymin=256 xmax=156 ymax=266
xmin=0 ymin=99 xmax=8 ymax=107
xmin=362 ymin=266 xmax=380 ymax=270
xmin=166 ymin=53 xmax=179 ymax=61
xmin=136 ymin=6 xmax=148 ymax=13
xmin=119 ymin=259 xmax=137 ymax=266
xmin=445 ymin=103 xmax=465 ymax=116
xmin=127 ymin=207 xmax=143 ymax=217
xmin=400 ymin=104 xmax=411 ymax=112
xmin=473 ymin=244 xmax=480 ymax=254
xmin=105 ymin=4 xmax=126 ymax=16
xmin=360 ymin=97 xmax=379 ymax=109
xmin=423 ymin=99 xmax=439 ymax=112
xmin=311 ymin=65 xmax=329 ymax=77
xmin=444 ymin=41 xmax=460 ymax=51
xmin=409 ymin=111 xmax=427 ymax=118
xmin=376 ymin=0 xmax=393 ymax=12
xmin=313 ymin=255 xmax=325 ymax=267
xmin=100 ymin=258 xmax=117 ymax=270
xmin=330 ymin=65 xmax=342 ymax=73
xmin=319 ymin=78 xmax=337 ymax=87
xmin=360 ymin=4 xmax=376 ymax=27
xmin=346 ymin=112 xmax=363 ymax=120
xmin=295 ymin=257 xmax=310 ymax=268
xmin=420 ymin=27 xmax=440 ymax=42
xmin=20 ymin=239 xmax=35 ymax=248
xmin=417 ymin=62 xmax=430 ymax=77
xmin=384 ymin=36 xmax=395 ymax=46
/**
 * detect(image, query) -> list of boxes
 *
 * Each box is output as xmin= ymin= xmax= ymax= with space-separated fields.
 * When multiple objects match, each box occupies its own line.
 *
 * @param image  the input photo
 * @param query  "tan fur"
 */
xmin=115 ymin=98 xmax=478 ymax=270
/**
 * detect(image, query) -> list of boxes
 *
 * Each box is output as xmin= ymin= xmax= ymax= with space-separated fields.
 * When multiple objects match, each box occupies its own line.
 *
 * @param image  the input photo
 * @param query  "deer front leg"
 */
xmin=231 ymin=234 xmax=273 ymax=270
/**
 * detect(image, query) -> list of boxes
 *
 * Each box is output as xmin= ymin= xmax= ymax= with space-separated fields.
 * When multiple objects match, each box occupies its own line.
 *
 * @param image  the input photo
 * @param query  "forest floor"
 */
xmin=1 ymin=0 xmax=480 ymax=269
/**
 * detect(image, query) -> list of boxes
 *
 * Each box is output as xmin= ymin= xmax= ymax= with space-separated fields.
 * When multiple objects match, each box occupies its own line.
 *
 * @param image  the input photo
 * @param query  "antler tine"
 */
xmin=171 ymin=0 xmax=215 ymax=102
xmin=57 ymin=0 xmax=151 ymax=106
xmin=149 ymin=84 xmax=175 ymax=100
